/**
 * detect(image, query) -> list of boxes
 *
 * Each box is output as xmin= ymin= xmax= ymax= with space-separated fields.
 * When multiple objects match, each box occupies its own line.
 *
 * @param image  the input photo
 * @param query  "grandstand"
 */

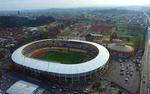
xmin=12 ymin=39 xmax=110 ymax=84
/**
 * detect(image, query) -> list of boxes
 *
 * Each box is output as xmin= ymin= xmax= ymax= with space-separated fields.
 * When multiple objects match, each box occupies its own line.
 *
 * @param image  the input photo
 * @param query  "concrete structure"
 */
xmin=12 ymin=39 xmax=110 ymax=84
xmin=85 ymin=33 xmax=103 ymax=43
xmin=107 ymin=43 xmax=134 ymax=56
xmin=7 ymin=80 xmax=45 ymax=94
xmin=111 ymin=39 xmax=123 ymax=43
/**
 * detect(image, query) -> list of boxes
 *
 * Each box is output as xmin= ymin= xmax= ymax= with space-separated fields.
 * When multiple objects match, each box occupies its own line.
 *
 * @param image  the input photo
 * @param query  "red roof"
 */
xmin=91 ymin=25 xmax=112 ymax=31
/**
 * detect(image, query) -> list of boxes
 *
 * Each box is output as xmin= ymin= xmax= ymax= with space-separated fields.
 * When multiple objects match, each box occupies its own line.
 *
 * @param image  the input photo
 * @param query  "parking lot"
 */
xmin=104 ymin=60 xmax=140 ymax=94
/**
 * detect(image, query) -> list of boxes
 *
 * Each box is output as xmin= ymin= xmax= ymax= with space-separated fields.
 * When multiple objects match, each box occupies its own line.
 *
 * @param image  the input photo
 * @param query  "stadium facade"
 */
xmin=12 ymin=39 xmax=110 ymax=84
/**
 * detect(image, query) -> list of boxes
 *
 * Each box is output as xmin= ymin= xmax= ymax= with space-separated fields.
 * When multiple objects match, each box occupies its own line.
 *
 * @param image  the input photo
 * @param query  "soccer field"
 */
xmin=41 ymin=51 xmax=85 ymax=64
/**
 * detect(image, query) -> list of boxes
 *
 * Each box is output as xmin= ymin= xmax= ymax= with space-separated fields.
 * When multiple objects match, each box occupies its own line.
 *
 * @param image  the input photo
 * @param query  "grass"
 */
xmin=58 ymin=31 xmax=72 ymax=36
xmin=41 ymin=51 xmax=85 ymax=64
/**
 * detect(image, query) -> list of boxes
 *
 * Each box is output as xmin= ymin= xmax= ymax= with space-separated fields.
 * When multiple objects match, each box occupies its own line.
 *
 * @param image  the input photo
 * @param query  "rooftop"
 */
xmin=12 ymin=39 xmax=110 ymax=75
xmin=7 ymin=80 xmax=44 ymax=94
xmin=107 ymin=43 xmax=134 ymax=53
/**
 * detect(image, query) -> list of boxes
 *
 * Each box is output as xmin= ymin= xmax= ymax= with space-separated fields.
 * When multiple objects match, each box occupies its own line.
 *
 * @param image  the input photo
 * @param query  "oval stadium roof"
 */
xmin=12 ymin=39 xmax=110 ymax=75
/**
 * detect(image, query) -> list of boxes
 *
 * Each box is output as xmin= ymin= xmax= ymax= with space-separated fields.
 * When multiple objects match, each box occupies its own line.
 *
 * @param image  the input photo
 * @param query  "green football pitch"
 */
xmin=41 ymin=51 xmax=85 ymax=64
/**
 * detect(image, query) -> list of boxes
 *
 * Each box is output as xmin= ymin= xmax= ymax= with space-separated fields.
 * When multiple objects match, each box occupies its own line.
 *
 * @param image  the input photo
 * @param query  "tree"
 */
xmin=134 ymin=35 xmax=141 ymax=50
xmin=95 ymin=80 xmax=101 ymax=90
xmin=110 ymin=31 xmax=118 ymax=41
xmin=0 ymin=16 xmax=55 ymax=27
xmin=0 ymin=53 xmax=4 ymax=59
xmin=85 ymin=34 xmax=93 ymax=42
xmin=0 ymin=70 xmax=2 ymax=78
xmin=117 ymin=90 xmax=123 ymax=94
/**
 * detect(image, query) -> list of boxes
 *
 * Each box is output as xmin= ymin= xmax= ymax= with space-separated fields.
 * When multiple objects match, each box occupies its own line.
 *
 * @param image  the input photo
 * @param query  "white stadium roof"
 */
xmin=12 ymin=39 xmax=109 ymax=75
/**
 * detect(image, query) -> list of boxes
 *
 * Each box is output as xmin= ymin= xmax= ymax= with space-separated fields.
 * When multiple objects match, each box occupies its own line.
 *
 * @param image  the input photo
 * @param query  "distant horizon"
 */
xmin=0 ymin=5 xmax=150 ymax=12
xmin=1 ymin=0 xmax=150 ymax=11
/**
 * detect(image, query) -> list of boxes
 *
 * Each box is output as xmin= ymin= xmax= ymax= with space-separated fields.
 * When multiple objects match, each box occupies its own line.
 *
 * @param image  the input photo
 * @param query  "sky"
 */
xmin=0 ymin=0 xmax=150 ymax=10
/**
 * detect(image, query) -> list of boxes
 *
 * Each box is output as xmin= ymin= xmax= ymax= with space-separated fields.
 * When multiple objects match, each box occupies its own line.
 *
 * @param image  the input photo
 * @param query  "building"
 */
xmin=85 ymin=34 xmax=103 ymax=43
xmin=107 ymin=43 xmax=134 ymax=56
xmin=6 ymin=80 xmax=45 ymax=94
xmin=91 ymin=25 xmax=113 ymax=32
xmin=11 ymin=39 xmax=110 ymax=84
xmin=111 ymin=39 xmax=123 ymax=43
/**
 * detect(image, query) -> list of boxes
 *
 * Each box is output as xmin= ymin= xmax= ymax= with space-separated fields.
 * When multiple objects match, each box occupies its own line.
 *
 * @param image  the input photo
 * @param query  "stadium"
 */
xmin=11 ymin=39 xmax=110 ymax=84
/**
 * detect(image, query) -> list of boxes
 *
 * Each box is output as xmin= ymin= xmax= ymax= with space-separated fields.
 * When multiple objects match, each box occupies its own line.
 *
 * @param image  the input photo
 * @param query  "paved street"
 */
xmin=140 ymin=12 xmax=150 ymax=94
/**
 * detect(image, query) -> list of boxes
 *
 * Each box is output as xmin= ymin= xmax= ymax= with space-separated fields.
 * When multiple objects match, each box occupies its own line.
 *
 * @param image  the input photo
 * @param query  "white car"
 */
xmin=125 ymin=78 xmax=129 ymax=82
xmin=59 ymin=88 xmax=63 ymax=92
xmin=52 ymin=86 xmax=56 ymax=89
xmin=120 ymin=71 xmax=124 ymax=75
xmin=121 ymin=67 xmax=125 ymax=71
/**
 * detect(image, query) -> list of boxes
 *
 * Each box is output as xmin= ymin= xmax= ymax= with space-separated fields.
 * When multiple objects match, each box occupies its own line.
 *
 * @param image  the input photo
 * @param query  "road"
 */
xmin=140 ymin=12 xmax=150 ymax=94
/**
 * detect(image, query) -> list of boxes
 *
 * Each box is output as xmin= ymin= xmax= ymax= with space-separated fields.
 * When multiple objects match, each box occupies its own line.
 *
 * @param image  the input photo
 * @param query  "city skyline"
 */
xmin=0 ymin=0 xmax=150 ymax=10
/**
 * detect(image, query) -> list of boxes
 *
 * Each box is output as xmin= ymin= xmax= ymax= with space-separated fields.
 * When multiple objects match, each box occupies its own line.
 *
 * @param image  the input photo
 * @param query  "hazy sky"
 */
xmin=0 ymin=0 xmax=150 ymax=10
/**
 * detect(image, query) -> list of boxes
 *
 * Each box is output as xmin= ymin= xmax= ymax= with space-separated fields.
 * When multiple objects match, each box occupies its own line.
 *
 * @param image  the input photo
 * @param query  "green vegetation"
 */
xmin=0 ymin=16 xmax=55 ymax=27
xmin=58 ymin=31 xmax=72 ymax=36
xmin=117 ymin=90 xmax=123 ymax=94
xmin=110 ymin=31 xmax=118 ymax=41
xmin=95 ymin=80 xmax=102 ymax=89
xmin=41 ymin=51 xmax=85 ymax=64
xmin=0 ymin=53 xmax=5 ymax=59
xmin=113 ymin=24 xmax=146 ymax=49
xmin=0 ymin=70 xmax=2 ymax=78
